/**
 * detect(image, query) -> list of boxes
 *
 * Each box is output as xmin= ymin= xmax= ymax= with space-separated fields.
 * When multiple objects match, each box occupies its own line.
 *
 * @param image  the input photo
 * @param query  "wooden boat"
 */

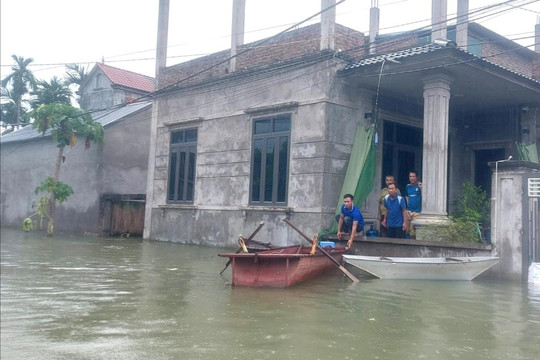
xmin=343 ymin=255 xmax=499 ymax=280
xmin=218 ymin=245 xmax=348 ymax=287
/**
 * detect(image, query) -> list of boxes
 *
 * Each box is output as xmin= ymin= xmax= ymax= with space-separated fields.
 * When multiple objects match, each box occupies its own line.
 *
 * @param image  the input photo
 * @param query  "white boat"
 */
xmin=342 ymin=255 xmax=499 ymax=280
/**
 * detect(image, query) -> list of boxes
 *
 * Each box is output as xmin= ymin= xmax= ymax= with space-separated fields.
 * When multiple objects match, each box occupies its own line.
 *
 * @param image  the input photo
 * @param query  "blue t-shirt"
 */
xmin=384 ymin=194 xmax=407 ymax=227
xmin=406 ymin=183 xmax=422 ymax=212
xmin=340 ymin=204 xmax=365 ymax=228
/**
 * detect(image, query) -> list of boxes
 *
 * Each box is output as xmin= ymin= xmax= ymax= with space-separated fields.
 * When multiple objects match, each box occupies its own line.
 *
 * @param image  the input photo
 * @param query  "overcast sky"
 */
xmin=1 ymin=0 xmax=539 ymax=82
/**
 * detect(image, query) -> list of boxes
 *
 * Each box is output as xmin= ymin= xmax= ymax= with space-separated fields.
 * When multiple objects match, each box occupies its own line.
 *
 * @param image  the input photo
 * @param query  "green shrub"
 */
xmin=418 ymin=182 xmax=489 ymax=243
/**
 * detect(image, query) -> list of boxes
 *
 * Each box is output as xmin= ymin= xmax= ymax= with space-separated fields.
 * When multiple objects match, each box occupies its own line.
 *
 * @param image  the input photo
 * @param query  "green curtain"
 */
xmin=517 ymin=142 xmax=539 ymax=164
xmin=319 ymin=125 xmax=376 ymax=238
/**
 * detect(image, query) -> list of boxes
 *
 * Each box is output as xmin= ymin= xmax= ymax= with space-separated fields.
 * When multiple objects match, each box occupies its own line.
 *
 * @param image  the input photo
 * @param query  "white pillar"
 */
xmin=421 ymin=74 xmax=452 ymax=217
xmin=456 ymin=0 xmax=469 ymax=49
xmin=369 ymin=1 xmax=380 ymax=55
xmin=155 ymin=0 xmax=170 ymax=79
xmin=431 ymin=0 xmax=448 ymax=41
xmin=321 ymin=0 xmax=336 ymax=51
xmin=230 ymin=0 xmax=246 ymax=72
xmin=534 ymin=22 xmax=540 ymax=81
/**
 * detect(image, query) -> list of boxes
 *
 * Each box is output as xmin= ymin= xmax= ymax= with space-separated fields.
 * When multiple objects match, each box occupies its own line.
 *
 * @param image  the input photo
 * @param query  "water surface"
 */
xmin=1 ymin=228 xmax=539 ymax=359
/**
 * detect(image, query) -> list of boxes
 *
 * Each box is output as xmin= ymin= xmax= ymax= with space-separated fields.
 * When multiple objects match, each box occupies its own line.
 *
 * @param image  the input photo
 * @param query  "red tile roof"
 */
xmin=96 ymin=63 xmax=155 ymax=93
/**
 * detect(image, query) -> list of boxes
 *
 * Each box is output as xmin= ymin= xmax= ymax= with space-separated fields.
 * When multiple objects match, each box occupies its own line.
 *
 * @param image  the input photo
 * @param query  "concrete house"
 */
xmin=144 ymin=0 xmax=539 ymax=280
xmin=0 ymin=63 xmax=154 ymax=236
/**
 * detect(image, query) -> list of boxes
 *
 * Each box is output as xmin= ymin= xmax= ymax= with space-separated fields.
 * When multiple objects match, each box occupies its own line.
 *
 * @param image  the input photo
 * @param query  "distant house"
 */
xmin=0 ymin=63 xmax=154 ymax=236
xmin=143 ymin=0 xmax=539 ymax=260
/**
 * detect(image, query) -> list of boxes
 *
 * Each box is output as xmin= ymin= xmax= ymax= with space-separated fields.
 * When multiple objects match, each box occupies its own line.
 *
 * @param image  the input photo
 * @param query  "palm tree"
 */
xmin=30 ymin=77 xmax=72 ymax=108
xmin=1 ymin=88 xmax=24 ymax=130
xmin=64 ymin=63 xmax=89 ymax=87
xmin=1 ymin=55 xmax=37 ymax=127
xmin=64 ymin=64 xmax=89 ymax=105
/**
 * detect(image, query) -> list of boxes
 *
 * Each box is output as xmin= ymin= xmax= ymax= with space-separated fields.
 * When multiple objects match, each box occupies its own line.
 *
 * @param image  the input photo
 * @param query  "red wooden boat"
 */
xmin=218 ymin=245 xmax=347 ymax=287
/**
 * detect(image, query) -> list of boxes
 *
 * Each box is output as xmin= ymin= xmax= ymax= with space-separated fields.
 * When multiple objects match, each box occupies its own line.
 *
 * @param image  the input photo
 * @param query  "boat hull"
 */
xmin=343 ymin=255 xmax=499 ymax=280
xmin=219 ymin=246 xmax=346 ymax=287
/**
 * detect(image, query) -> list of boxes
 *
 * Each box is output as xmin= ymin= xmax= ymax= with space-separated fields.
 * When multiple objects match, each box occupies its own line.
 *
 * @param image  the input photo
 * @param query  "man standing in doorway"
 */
xmin=405 ymin=170 xmax=422 ymax=239
xmin=381 ymin=183 xmax=407 ymax=238
xmin=377 ymin=175 xmax=401 ymax=237
xmin=336 ymin=193 xmax=365 ymax=249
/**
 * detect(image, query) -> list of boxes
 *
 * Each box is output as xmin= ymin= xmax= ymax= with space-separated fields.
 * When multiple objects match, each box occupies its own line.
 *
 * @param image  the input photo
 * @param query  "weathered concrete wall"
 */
xmin=0 ymin=136 xmax=102 ymax=233
xmin=146 ymin=59 xmax=375 ymax=245
xmin=0 ymin=107 xmax=152 ymax=234
xmin=489 ymin=161 xmax=540 ymax=281
xmin=101 ymin=107 xmax=151 ymax=195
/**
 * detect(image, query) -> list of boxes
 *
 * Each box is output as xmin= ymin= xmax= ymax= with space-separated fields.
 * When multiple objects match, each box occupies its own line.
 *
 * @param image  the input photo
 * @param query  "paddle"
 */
xmin=219 ymin=221 xmax=265 ymax=274
xmin=282 ymin=218 xmax=360 ymax=283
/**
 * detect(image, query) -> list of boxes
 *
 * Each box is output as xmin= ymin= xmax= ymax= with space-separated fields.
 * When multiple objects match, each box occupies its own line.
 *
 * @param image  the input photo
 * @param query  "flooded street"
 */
xmin=1 ymin=227 xmax=539 ymax=360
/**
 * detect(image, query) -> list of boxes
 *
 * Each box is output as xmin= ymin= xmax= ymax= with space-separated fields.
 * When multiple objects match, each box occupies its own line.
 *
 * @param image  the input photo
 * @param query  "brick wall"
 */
xmin=482 ymin=40 xmax=533 ymax=78
xmin=159 ymin=23 xmax=365 ymax=90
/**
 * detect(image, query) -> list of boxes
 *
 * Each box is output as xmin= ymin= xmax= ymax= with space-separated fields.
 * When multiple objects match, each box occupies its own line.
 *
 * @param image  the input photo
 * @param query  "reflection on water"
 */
xmin=1 ymin=227 xmax=539 ymax=360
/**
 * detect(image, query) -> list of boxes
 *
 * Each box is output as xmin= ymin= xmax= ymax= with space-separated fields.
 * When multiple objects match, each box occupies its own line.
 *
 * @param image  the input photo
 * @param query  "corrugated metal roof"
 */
xmin=342 ymin=42 xmax=540 ymax=85
xmin=343 ymin=43 xmax=450 ymax=70
xmin=0 ymin=101 xmax=151 ymax=144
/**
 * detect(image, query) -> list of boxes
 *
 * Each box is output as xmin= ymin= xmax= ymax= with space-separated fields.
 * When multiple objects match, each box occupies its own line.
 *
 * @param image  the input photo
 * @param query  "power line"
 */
xmin=3 ymin=0 xmax=537 ymax=72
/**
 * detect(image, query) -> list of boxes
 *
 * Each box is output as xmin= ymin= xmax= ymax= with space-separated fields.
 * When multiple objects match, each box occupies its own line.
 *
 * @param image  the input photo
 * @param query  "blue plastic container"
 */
xmin=319 ymin=241 xmax=335 ymax=248
xmin=366 ymin=225 xmax=379 ymax=237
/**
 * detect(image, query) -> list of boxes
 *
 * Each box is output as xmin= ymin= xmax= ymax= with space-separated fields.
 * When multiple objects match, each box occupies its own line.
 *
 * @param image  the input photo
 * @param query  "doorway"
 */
xmin=382 ymin=121 xmax=423 ymax=194
xmin=474 ymin=148 xmax=505 ymax=199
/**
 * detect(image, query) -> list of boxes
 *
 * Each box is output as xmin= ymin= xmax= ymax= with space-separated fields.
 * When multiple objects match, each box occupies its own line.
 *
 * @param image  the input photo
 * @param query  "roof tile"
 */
xmin=96 ymin=63 xmax=156 ymax=92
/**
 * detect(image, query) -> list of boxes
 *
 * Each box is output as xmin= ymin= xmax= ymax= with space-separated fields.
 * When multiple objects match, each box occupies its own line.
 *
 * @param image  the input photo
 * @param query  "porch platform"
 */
xmin=324 ymin=234 xmax=493 ymax=258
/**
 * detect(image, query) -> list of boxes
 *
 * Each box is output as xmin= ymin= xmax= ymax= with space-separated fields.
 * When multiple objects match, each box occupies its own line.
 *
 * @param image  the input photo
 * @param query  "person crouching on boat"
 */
xmin=335 ymin=193 xmax=365 ymax=249
xmin=381 ymin=183 xmax=408 ymax=238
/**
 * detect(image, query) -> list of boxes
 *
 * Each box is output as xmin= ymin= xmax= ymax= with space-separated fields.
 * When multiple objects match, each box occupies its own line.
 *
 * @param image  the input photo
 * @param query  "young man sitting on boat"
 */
xmin=335 ymin=193 xmax=365 ymax=249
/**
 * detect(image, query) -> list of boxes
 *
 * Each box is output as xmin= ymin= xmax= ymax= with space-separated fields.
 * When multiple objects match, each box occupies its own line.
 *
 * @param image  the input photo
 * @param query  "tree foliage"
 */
xmin=1 ymin=88 xmax=28 ymax=130
xmin=27 ymin=103 xmax=103 ymax=147
xmin=64 ymin=63 xmax=89 ymax=87
xmin=1 ymin=55 xmax=36 ymax=127
xmin=451 ymin=181 xmax=490 ymax=228
xmin=35 ymin=177 xmax=74 ymax=204
xmin=1 ymin=55 xmax=37 ymax=94
xmin=30 ymin=77 xmax=72 ymax=108
xmin=418 ymin=181 xmax=490 ymax=243
xmin=24 ymin=103 xmax=104 ymax=236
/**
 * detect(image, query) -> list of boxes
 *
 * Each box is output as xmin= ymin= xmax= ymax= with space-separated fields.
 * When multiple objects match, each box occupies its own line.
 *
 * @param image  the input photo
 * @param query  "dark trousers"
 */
xmin=380 ymin=215 xmax=387 ymax=237
xmin=387 ymin=226 xmax=405 ymax=239
xmin=335 ymin=214 xmax=364 ymax=233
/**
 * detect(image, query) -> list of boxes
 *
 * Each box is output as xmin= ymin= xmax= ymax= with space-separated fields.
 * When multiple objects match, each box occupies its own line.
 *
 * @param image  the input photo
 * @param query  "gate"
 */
xmin=110 ymin=200 xmax=145 ymax=236
xmin=528 ymin=178 xmax=540 ymax=263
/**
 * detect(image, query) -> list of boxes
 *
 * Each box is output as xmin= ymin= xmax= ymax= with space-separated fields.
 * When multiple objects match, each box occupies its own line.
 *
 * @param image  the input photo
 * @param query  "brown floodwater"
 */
xmin=1 ymin=227 xmax=539 ymax=360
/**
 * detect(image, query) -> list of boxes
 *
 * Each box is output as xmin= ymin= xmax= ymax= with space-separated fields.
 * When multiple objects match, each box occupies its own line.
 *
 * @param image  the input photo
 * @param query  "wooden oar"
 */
xmin=282 ymin=218 xmax=359 ymax=283
xmin=219 ymin=221 xmax=265 ymax=274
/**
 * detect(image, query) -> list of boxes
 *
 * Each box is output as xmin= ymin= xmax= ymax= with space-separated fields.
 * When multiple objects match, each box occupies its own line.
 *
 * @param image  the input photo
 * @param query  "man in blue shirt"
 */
xmin=405 ymin=170 xmax=422 ymax=239
xmin=381 ymin=183 xmax=408 ymax=238
xmin=335 ymin=193 xmax=365 ymax=248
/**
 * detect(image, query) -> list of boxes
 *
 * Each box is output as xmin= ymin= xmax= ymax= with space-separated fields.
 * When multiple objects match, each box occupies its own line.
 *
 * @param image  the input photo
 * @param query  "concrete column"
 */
xmin=534 ymin=21 xmax=540 ymax=53
xmin=520 ymin=106 xmax=538 ymax=146
xmin=420 ymin=74 xmax=452 ymax=218
xmin=456 ymin=0 xmax=468 ymax=49
xmin=321 ymin=0 xmax=336 ymax=51
xmin=431 ymin=0 xmax=448 ymax=41
xmin=230 ymin=0 xmax=246 ymax=72
xmin=489 ymin=161 xmax=540 ymax=281
xmin=369 ymin=1 xmax=380 ymax=55
xmin=155 ymin=0 xmax=170 ymax=80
